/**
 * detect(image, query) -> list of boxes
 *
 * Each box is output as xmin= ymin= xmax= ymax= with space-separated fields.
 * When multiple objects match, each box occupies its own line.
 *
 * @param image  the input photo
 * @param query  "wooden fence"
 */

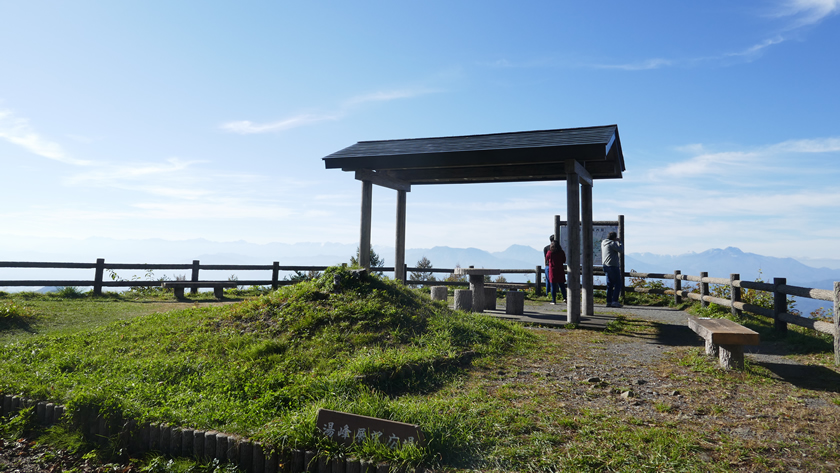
xmin=3 ymin=260 xmax=838 ymax=362
xmin=0 ymin=259 xmax=543 ymax=295
xmin=622 ymin=270 xmax=840 ymax=365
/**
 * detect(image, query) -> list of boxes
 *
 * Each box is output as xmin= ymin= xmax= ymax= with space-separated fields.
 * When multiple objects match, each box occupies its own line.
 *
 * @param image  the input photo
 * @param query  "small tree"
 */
xmin=350 ymin=246 xmax=385 ymax=275
xmin=409 ymin=256 xmax=436 ymax=287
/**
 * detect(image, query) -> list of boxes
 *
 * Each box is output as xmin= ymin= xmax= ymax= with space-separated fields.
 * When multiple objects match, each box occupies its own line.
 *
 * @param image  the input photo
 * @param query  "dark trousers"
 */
xmin=551 ymin=282 xmax=567 ymax=303
xmin=545 ymin=266 xmax=551 ymax=295
xmin=604 ymin=265 xmax=623 ymax=304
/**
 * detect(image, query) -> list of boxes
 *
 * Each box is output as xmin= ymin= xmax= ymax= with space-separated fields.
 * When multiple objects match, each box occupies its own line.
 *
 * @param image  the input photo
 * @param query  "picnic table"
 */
xmin=454 ymin=267 xmax=500 ymax=313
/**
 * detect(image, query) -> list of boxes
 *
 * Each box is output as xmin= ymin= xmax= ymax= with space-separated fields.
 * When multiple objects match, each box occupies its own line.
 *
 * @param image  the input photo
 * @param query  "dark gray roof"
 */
xmin=323 ymin=125 xmax=625 ymax=185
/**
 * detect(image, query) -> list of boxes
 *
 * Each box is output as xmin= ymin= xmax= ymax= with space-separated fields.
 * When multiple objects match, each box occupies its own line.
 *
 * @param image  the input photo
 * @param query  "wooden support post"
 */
xmin=191 ymin=260 xmax=200 ymax=295
xmin=536 ymin=265 xmax=542 ymax=297
xmin=700 ymin=271 xmax=709 ymax=308
xmin=93 ymin=258 xmax=105 ymax=296
xmin=395 ymin=189 xmax=406 ymax=282
xmin=554 ymin=215 xmax=561 ymax=243
xmin=674 ymin=270 xmax=682 ymax=305
xmin=565 ymin=160 xmax=581 ymax=324
xmin=833 ymin=282 xmax=839 ymax=365
xmin=272 ymin=262 xmax=280 ymax=290
xmin=359 ymin=180 xmax=373 ymax=270
xmin=582 ymin=182 xmax=594 ymax=316
xmin=730 ymin=273 xmax=742 ymax=318
xmin=774 ymin=277 xmax=787 ymax=335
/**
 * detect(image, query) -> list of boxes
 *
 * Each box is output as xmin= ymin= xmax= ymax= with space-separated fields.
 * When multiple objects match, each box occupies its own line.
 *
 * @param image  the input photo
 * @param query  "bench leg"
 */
xmin=705 ymin=339 xmax=719 ymax=357
xmin=173 ymin=287 xmax=185 ymax=299
xmin=718 ymin=344 xmax=744 ymax=370
xmin=214 ymin=287 xmax=225 ymax=300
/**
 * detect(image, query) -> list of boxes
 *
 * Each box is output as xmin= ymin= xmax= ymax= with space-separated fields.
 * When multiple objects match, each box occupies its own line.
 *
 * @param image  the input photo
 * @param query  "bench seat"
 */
xmin=161 ymin=281 xmax=238 ymax=300
xmin=687 ymin=316 xmax=760 ymax=369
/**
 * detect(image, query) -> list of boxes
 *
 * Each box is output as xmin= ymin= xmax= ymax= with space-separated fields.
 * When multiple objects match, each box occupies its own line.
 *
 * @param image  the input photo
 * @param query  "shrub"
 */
xmin=0 ymin=301 xmax=34 ymax=320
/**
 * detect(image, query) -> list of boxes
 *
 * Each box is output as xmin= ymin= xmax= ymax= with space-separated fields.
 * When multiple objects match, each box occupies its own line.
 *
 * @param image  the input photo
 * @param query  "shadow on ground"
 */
xmin=751 ymin=361 xmax=840 ymax=392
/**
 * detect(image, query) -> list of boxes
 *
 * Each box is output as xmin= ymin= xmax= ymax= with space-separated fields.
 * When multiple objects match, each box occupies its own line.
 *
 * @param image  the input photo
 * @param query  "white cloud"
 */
xmin=591 ymin=1 xmax=838 ymax=71
xmin=660 ymin=150 xmax=758 ymax=178
xmin=658 ymin=136 xmax=840 ymax=179
xmin=221 ymin=86 xmax=439 ymax=135
xmin=220 ymin=113 xmax=341 ymax=134
xmin=722 ymin=36 xmax=786 ymax=59
xmin=0 ymin=109 xmax=91 ymax=165
xmin=768 ymin=137 xmax=840 ymax=153
xmin=771 ymin=0 xmax=840 ymax=27
xmin=343 ymin=87 xmax=438 ymax=107
xmin=593 ymin=58 xmax=673 ymax=71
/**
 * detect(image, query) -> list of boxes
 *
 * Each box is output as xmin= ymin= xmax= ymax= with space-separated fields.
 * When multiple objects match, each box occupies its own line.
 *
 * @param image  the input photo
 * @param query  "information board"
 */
xmin=560 ymin=224 xmax=619 ymax=263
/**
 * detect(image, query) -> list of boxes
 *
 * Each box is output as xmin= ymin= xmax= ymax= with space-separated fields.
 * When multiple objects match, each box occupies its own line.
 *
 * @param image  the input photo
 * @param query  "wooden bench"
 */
xmin=687 ymin=316 xmax=760 ymax=369
xmin=160 ymin=281 xmax=238 ymax=300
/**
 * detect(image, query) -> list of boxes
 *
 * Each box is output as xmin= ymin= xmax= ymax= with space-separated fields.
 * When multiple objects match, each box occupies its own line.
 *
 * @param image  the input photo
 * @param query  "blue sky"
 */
xmin=1 ymin=1 xmax=838 ymax=261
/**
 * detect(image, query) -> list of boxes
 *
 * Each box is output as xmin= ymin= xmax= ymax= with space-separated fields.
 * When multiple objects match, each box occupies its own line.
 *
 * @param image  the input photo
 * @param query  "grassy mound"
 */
xmin=0 ymin=266 xmax=535 ymax=467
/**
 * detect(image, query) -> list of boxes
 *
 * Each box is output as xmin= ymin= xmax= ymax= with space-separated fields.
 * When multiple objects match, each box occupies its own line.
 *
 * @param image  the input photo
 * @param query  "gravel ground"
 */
xmin=478 ymin=301 xmax=840 ymax=471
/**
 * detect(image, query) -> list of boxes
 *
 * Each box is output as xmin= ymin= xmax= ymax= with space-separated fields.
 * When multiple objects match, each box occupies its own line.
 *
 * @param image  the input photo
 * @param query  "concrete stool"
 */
xmin=430 ymin=286 xmax=448 ymax=302
xmin=484 ymin=287 xmax=497 ymax=310
xmin=454 ymin=289 xmax=473 ymax=311
xmin=506 ymin=290 xmax=524 ymax=315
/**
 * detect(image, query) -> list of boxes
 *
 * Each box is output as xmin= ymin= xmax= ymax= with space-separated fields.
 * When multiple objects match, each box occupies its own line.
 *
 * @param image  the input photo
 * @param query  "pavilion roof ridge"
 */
xmin=354 ymin=124 xmax=618 ymax=145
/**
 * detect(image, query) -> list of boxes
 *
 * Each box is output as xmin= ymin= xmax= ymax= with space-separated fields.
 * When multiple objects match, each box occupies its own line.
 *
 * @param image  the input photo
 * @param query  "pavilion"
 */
xmin=322 ymin=124 xmax=626 ymax=322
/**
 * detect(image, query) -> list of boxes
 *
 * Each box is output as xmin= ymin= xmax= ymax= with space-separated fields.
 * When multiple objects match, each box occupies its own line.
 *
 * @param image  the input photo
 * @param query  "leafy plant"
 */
xmin=409 ymin=256 xmax=435 ymax=287
xmin=0 ymin=301 xmax=34 ymax=321
xmin=0 ymin=406 xmax=35 ymax=440
xmin=350 ymin=247 xmax=385 ymax=276
xmin=56 ymin=286 xmax=86 ymax=298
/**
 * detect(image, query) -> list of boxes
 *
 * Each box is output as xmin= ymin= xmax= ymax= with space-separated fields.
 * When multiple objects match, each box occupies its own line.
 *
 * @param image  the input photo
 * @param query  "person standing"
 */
xmin=543 ymin=235 xmax=555 ymax=295
xmin=601 ymin=231 xmax=623 ymax=308
xmin=545 ymin=241 xmax=567 ymax=304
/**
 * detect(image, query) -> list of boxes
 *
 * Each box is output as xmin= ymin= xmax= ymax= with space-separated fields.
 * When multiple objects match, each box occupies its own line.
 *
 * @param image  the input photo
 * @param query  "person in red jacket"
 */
xmin=545 ymin=241 xmax=567 ymax=304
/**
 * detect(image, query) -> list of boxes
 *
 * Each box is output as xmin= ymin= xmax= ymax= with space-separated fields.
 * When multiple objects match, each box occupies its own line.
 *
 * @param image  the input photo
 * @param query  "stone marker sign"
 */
xmin=315 ymin=408 xmax=425 ymax=448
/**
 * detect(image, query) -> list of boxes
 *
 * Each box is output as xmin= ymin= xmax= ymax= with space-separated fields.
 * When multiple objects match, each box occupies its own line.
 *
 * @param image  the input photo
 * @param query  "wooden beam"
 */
xmin=331 ymin=143 xmax=607 ymax=171
xmin=368 ymin=160 xmax=618 ymax=185
xmin=574 ymin=160 xmax=593 ymax=186
xmin=355 ymin=169 xmax=411 ymax=192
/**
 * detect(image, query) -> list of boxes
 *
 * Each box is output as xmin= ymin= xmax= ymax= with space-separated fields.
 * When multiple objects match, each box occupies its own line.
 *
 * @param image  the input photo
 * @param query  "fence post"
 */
xmin=673 ymin=270 xmax=681 ymax=305
xmin=93 ymin=258 xmax=105 ymax=296
xmin=403 ymin=263 xmax=408 ymax=284
xmin=774 ymin=277 xmax=787 ymax=335
xmin=700 ymin=272 xmax=709 ymax=308
xmin=191 ymin=260 xmax=200 ymax=295
xmin=833 ymin=282 xmax=839 ymax=365
xmin=730 ymin=273 xmax=741 ymax=318
xmin=272 ymin=262 xmax=279 ymax=290
xmin=536 ymin=266 xmax=542 ymax=297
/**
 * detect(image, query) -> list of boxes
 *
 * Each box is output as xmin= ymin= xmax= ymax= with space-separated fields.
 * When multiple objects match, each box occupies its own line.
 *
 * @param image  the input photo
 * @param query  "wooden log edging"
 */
xmin=0 ymin=394 xmax=429 ymax=473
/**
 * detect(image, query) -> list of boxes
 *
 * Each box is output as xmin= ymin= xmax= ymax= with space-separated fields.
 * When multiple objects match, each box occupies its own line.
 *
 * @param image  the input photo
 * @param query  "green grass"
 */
xmin=3 ymin=268 xmax=839 ymax=471
xmin=0 ymin=267 xmax=534 ymax=469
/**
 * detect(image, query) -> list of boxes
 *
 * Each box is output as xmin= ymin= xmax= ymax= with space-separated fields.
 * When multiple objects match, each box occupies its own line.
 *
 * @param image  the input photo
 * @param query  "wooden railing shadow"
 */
xmin=748 ymin=360 xmax=840 ymax=393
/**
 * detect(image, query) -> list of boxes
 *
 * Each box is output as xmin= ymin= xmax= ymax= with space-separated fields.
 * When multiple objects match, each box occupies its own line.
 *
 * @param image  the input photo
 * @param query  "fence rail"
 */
xmin=0 ymin=260 xmax=544 ymax=294
xmin=3 ymin=259 xmax=839 ymax=363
